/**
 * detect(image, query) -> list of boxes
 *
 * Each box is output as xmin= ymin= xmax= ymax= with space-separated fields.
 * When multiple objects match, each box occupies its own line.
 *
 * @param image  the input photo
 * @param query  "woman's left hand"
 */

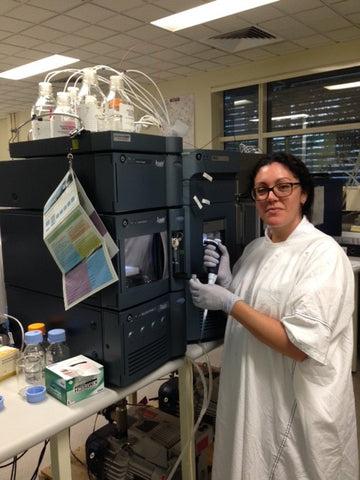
xmin=189 ymin=277 xmax=239 ymax=314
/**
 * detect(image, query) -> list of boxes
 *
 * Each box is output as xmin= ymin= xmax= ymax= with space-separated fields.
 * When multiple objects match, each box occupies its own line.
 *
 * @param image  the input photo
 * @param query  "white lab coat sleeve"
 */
xmin=281 ymin=239 xmax=354 ymax=364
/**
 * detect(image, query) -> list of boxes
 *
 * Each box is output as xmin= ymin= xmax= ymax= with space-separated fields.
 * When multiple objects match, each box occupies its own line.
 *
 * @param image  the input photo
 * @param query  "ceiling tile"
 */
xmin=55 ymin=35 xmax=91 ymax=48
xmin=0 ymin=16 xmax=32 ymax=33
xmin=22 ymin=0 xmax=85 ymax=13
xmin=149 ymin=0 xmax=201 ymax=13
xmin=235 ymin=4 xmax=284 ymax=24
xmin=178 ymin=24 xmax=219 ymax=41
xmin=325 ymin=26 xmax=360 ymax=42
xmin=152 ymin=49 xmax=185 ymax=62
xmin=195 ymin=48 xmax=229 ymax=61
xmin=30 ymin=43 xmax=70 ymax=55
xmin=0 ymin=1 xmax=26 ymax=15
xmin=275 ymin=0 xmax=323 ymax=14
xmin=42 ymin=15 xmax=89 ymax=33
xmin=260 ymin=15 xmax=317 ymax=39
xmin=293 ymin=7 xmax=351 ymax=32
xmin=97 ymin=14 xmax=142 ymax=32
xmin=237 ymin=48 xmax=276 ymax=61
xmin=294 ymin=34 xmax=334 ymax=48
xmin=330 ymin=0 xmax=360 ymax=15
xmin=75 ymin=24 xmax=117 ymax=41
xmin=21 ymin=25 xmax=65 ymax=42
xmin=175 ymin=41 xmax=211 ymax=55
xmin=264 ymin=41 xmax=304 ymax=55
xmin=2 ymin=35 xmax=41 ymax=49
xmin=190 ymin=60 xmax=224 ymax=71
xmin=123 ymin=4 xmax=172 ymax=22
xmin=103 ymin=33 xmax=138 ymax=50
xmin=65 ymin=3 xmax=114 ymax=22
xmin=168 ymin=65 xmax=197 ymax=76
xmin=91 ymin=0 xmax=146 ymax=13
xmin=5 ymin=4 xmax=55 ymax=22
xmin=213 ymin=55 xmax=249 ymax=66
xmin=153 ymin=34 xmax=189 ymax=49
xmin=126 ymin=24 xmax=166 ymax=41
xmin=79 ymin=41 xmax=121 ymax=56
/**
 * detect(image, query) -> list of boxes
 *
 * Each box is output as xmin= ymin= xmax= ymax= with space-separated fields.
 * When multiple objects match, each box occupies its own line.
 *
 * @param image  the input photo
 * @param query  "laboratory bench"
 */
xmin=0 ymin=340 xmax=222 ymax=480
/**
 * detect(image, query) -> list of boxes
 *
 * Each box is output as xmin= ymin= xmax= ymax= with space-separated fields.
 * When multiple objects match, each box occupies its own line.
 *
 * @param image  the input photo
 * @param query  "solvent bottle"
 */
xmin=31 ymin=82 xmax=56 ymax=140
xmin=27 ymin=322 xmax=48 ymax=351
xmin=105 ymin=75 xmax=135 ymax=132
xmin=50 ymin=91 xmax=77 ymax=138
xmin=46 ymin=328 xmax=70 ymax=365
xmin=23 ymin=330 xmax=46 ymax=386
xmin=77 ymin=68 xmax=105 ymax=132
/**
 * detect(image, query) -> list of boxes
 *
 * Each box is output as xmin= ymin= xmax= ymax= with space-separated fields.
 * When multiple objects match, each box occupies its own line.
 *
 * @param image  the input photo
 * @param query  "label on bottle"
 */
xmin=50 ymin=115 xmax=77 ymax=138
xmin=31 ymin=118 xmax=52 ymax=140
xmin=119 ymin=104 xmax=135 ymax=132
xmin=78 ymin=102 xmax=98 ymax=132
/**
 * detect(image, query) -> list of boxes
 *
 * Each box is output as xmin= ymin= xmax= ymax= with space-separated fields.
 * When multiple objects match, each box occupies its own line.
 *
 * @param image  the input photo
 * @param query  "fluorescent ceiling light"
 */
xmin=0 ymin=54 xmax=80 ymax=80
xmin=324 ymin=81 xmax=360 ymax=91
xmin=234 ymin=99 xmax=252 ymax=106
xmin=151 ymin=0 xmax=279 ymax=32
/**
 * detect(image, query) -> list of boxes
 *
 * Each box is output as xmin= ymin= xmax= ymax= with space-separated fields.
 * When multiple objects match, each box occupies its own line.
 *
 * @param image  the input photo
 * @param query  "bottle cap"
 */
xmin=47 ymin=328 xmax=66 ymax=343
xmin=25 ymin=385 xmax=46 ymax=403
xmin=0 ymin=395 xmax=4 ymax=410
xmin=28 ymin=323 xmax=46 ymax=335
xmin=24 ymin=330 xmax=43 ymax=345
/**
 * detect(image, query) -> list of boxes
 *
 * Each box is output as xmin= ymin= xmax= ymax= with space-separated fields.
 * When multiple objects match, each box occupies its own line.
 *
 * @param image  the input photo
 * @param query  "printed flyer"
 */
xmin=43 ymin=168 xmax=118 ymax=310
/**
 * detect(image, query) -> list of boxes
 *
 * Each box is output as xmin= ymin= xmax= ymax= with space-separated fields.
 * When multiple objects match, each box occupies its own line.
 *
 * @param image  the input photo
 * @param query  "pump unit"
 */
xmin=86 ymin=405 xmax=212 ymax=480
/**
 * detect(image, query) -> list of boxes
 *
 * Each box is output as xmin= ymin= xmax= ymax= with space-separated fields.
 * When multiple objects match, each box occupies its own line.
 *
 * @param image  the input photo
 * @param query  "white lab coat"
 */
xmin=212 ymin=217 xmax=359 ymax=480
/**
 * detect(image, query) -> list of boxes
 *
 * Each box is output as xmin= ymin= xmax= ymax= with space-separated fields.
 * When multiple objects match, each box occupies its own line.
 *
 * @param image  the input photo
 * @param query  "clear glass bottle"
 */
xmin=50 ymin=91 xmax=77 ymax=138
xmin=22 ymin=330 xmax=45 ymax=386
xmin=31 ymin=82 xmax=56 ymax=140
xmin=77 ymin=68 xmax=105 ymax=132
xmin=105 ymin=75 xmax=135 ymax=132
xmin=46 ymin=328 xmax=70 ymax=365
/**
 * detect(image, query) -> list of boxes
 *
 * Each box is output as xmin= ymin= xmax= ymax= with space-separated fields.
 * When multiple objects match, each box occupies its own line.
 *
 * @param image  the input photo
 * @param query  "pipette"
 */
xmin=200 ymin=238 xmax=222 ymax=339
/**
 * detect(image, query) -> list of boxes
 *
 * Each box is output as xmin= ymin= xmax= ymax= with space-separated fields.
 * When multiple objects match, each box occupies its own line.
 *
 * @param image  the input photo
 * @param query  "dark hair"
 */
xmin=248 ymin=152 xmax=314 ymax=217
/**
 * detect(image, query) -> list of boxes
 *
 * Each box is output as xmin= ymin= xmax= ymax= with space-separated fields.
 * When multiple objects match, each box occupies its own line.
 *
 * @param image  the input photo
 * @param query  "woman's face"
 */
xmin=254 ymin=162 xmax=308 ymax=242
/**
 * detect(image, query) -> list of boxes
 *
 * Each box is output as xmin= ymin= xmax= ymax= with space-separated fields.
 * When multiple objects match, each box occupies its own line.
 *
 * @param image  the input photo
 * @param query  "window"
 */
xmin=223 ymin=85 xmax=258 ymax=137
xmin=268 ymin=68 xmax=360 ymax=131
xmin=222 ymin=67 xmax=360 ymax=181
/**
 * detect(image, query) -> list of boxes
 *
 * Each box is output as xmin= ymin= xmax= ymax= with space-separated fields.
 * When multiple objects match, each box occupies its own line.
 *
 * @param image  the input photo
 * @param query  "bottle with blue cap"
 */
xmin=23 ymin=330 xmax=46 ymax=386
xmin=46 ymin=328 xmax=70 ymax=365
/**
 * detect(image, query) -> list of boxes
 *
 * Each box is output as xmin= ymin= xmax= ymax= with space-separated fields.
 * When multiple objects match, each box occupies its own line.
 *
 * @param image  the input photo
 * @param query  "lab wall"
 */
xmin=0 ymin=38 xmax=359 ymax=159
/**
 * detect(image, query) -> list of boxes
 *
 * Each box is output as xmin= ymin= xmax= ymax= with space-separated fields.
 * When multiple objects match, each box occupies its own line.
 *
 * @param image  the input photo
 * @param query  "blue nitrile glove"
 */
xmin=204 ymin=243 xmax=232 ymax=288
xmin=189 ymin=277 xmax=239 ymax=314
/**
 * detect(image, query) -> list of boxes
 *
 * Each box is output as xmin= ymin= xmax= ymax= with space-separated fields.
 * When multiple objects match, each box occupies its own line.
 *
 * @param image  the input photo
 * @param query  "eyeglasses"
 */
xmin=251 ymin=182 xmax=301 ymax=201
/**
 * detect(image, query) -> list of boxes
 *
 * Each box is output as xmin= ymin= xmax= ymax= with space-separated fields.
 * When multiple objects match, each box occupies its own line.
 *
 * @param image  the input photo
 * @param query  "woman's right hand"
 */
xmin=204 ymin=242 xmax=232 ymax=288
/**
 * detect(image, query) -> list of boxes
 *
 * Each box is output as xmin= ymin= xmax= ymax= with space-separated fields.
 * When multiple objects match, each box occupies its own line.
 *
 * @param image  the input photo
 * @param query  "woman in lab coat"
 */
xmin=190 ymin=152 xmax=358 ymax=480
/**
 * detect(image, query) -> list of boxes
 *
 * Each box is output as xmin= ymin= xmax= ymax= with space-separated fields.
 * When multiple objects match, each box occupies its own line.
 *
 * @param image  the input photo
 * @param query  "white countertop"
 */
xmin=0 ymin=340 xmax=222 ymax=463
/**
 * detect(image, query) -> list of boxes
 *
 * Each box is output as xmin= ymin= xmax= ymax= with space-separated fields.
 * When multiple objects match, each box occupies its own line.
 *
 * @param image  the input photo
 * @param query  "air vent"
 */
xmin=201 ymin=26 xmax=281 ymax=53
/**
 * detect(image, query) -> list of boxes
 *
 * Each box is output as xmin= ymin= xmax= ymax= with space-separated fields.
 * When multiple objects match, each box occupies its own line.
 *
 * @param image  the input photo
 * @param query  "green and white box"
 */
xmin=45 ymin=354 xmax=104 ymax=405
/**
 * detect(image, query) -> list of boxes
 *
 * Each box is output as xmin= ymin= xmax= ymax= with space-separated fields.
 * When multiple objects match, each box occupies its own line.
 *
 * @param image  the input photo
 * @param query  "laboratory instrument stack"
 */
xmin=0 ymin=131 xmax=260 ymax=387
